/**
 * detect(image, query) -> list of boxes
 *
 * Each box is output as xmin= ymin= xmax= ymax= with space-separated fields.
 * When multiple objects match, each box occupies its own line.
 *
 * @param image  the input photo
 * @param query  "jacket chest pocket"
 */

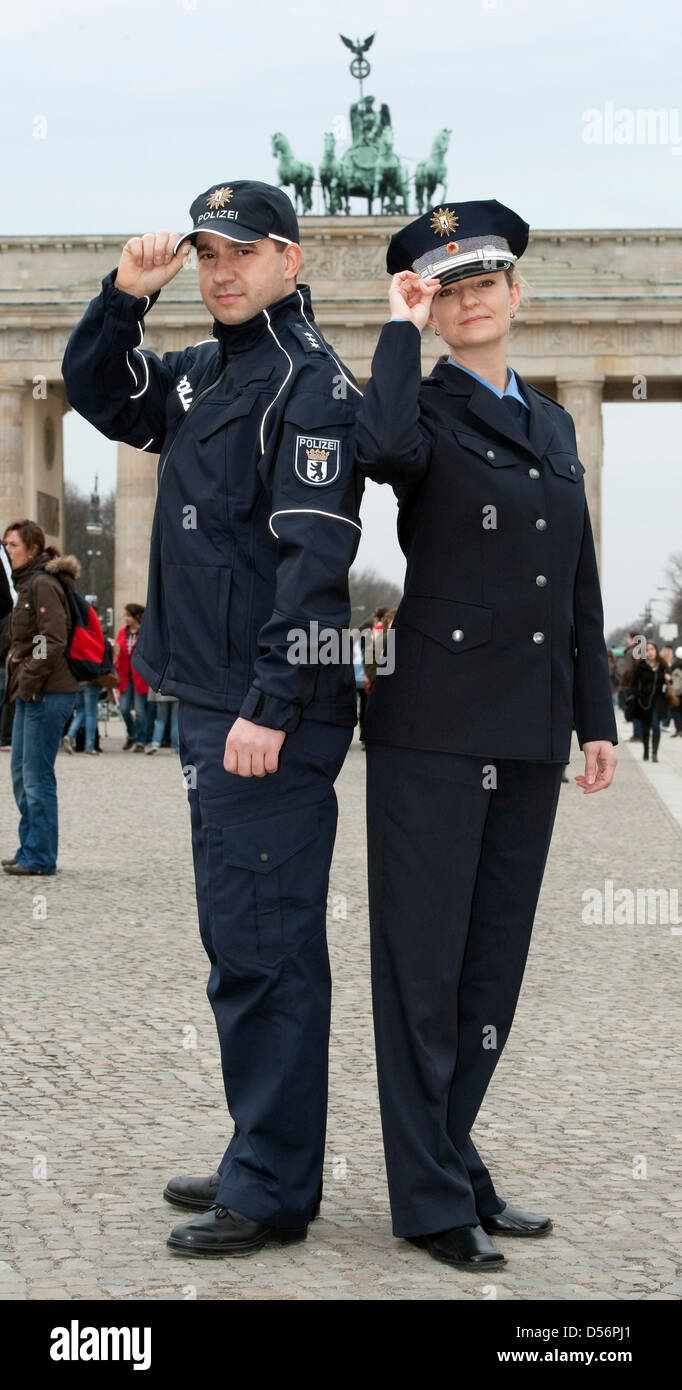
xmin=546 ymin=451 xmax=585 ymax=483
xmin=451 ymin=427 xmax=517 ymax=468
xmin=401 ymin=594 xmax=493 ymax=654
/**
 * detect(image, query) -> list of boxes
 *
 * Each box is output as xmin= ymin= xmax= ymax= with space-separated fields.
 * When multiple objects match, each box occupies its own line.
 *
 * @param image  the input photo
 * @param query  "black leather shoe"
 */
xmin=1 ymin=857 xmax=17 ymax=867
xmin=167 ymin=1204 xmax=309 ymax=1257
xmin=163 ymin=1171 xmax=222 ymax=1211
xmin=481 ymin=1202 xmax=553 ymax=1237
xmin=163 ymin=1170 xmax=322 ymax=1219
xmin=407 ymin=1223 xmax=506 ymax=1270
xmin=3 ymin=862 xmax=42 ymax=876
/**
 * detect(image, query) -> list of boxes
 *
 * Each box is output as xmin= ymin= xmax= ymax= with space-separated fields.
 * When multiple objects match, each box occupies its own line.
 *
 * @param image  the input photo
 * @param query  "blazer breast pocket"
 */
xmin=400 ymin=594 xmax=493 ymax=654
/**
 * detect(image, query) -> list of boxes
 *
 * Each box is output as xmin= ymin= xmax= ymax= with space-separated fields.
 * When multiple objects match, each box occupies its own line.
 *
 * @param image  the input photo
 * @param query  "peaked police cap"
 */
xmin=386 ymin=199 xmax=529 ymax=286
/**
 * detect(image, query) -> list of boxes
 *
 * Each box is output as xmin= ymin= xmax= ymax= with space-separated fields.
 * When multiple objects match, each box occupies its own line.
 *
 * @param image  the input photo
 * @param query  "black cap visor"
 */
xmin=173 ymin=223 xmax=292 ymax=256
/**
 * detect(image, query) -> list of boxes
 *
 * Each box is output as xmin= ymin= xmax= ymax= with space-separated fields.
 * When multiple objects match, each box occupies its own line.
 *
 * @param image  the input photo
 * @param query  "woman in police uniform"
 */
xmin=355 ymin=200 xmax=618 ymax=1271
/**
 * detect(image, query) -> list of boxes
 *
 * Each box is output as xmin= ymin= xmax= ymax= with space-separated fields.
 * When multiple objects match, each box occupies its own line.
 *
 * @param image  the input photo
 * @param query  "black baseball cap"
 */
xmin=174 ymin=180 xmax=299 ymax=256
xmin=387 ymin=199 xmax=529 ymax=287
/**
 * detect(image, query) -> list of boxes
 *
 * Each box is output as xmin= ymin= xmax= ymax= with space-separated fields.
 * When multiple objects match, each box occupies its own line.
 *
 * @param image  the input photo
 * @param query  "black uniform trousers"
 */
xmin=178 ymin=701 xmax=352 ymax=1229
xmin=366 ymin=742 xmax=563 ymax=1238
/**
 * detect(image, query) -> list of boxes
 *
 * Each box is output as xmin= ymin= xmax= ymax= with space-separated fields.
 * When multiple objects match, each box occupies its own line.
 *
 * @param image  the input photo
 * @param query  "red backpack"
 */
xmin=27 ymin=569 xmax=114 ymax=684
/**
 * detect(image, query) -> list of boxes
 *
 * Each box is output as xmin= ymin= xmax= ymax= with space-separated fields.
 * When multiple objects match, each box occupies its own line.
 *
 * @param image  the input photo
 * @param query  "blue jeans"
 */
xmin=67 ymin=684 xmax=100 ymax=751
xmin=119 ymin=684 xmax=147 ymax=745
xmin=150 ymin=701 xmax=179 ymax=752
xmin=10 ymin=691 xmax=77 ymax=873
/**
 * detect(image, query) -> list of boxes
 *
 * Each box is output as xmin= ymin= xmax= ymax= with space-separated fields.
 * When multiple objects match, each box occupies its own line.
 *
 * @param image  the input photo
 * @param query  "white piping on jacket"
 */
xmin=269 ymin=508 xmax=363 ymax=539
xmin=296 ymin=289 xmax=363 ymax=399
xmin=259 ymin=309 xmax=293 ymax=454
xmin=125 ymin=305 xmax=151 ymax=400
xmin=135 ymin=437 xmax=156 ymax=452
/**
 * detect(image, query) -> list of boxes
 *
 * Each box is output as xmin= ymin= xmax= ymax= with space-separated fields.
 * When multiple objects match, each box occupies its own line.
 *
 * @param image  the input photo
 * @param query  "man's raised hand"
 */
xmin=388 ymin=270 xmax=441 ymax=331
xmin=114 ymin=231 xmax=191 ymax=299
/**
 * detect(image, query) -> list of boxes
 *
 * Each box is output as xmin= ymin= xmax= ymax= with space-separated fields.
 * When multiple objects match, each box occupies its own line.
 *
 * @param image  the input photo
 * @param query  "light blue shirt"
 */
xmin=447 ymin=359 xmax=529 ymax=409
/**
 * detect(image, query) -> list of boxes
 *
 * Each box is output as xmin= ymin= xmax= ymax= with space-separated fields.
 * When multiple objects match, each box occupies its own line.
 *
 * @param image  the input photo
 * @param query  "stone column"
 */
xmin=555 ymin=377 xmax=605 ymax=573
xmin=22 ymin=380 xmax=67 ymax=548
xmin=114 ymin=443 xmax=158 ymax=626
xmin=0 ymin=379 xmax=27 ymax=526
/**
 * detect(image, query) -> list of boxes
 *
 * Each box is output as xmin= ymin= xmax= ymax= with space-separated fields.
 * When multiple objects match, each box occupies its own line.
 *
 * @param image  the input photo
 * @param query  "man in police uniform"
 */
xmin=354 ymin=200 xmax=618 ymax=1269
xmin=62 ymin=181 xmax=363 ymax=1256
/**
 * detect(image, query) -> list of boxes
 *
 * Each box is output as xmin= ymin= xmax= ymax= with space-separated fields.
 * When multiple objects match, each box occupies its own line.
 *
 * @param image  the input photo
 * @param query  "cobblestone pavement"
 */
xmin=1 ymin=710 xmax=680 ymax=1302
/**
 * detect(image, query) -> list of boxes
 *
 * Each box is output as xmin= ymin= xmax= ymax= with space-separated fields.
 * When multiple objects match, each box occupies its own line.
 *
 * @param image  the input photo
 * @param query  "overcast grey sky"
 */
xmin=5 ymin=0 xmax=682 ymax=633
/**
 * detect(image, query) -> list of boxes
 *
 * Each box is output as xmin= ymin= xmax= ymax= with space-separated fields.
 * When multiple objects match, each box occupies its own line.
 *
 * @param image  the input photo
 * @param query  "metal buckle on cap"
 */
xmin=418 ymin=247 xmax=517 ymax=284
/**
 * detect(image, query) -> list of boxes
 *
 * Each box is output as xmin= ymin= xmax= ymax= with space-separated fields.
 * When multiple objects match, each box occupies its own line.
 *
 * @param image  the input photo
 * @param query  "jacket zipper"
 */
xmin=154 ymin=359 xmax=229 ymax=693
xmin=158 ymin=360 xmax=227 ymax=487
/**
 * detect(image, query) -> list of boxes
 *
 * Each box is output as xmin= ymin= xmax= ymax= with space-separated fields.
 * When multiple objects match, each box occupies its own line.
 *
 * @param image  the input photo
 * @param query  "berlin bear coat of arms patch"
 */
xmin=293 ymin=435 xmax=341 ymax=486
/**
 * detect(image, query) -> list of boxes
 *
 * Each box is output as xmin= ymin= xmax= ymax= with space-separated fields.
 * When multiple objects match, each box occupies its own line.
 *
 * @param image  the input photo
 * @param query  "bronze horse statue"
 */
xmin=271 ymin=132 xmax=314 ymax=214
xmin=319 ymin=131 xmax=347 ymax=214
xmin=414 ymin=128 xmax=452 ymax=213
xmin=373 ymin=128 xmax=409 ymax=215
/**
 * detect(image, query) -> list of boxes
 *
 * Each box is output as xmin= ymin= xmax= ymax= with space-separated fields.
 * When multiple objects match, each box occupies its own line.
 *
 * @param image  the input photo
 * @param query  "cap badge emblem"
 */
xmin=206 ymin=187 xmax=233 ymax=210
xmin=446 ymin=241 xmax=459 ymax=255
xmin=430 ymin=207 xmax=459 ymax=237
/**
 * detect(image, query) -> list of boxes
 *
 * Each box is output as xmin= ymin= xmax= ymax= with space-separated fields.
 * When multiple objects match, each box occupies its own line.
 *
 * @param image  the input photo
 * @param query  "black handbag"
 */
xmin=623 ymin=692 xmax=638 ymax=722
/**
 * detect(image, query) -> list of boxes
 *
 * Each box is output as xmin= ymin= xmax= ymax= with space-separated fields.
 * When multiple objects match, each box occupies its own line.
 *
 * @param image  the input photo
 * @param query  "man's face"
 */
xmin=195 ymin=233 xmax=301 ymax=325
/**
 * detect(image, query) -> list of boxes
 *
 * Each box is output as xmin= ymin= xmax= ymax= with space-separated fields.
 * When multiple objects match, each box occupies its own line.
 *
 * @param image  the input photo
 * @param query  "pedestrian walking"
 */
xmin=146 ymin=691 xmax=179 ymax=754
xmin=630 ymin=640 xmax=671 ymax=762
xmin=114 ymin=605 xmax=148 ymax=750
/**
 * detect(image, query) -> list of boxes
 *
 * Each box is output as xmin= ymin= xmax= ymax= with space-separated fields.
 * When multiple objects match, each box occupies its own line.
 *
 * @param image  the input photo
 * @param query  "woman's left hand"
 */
xmin=575 ymin=740 xmax=618 ymax=794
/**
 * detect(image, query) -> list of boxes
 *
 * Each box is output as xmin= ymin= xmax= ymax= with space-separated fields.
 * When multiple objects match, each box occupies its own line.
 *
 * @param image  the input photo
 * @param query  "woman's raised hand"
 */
xmin=388 ymin=271 xmax=441 ymax=331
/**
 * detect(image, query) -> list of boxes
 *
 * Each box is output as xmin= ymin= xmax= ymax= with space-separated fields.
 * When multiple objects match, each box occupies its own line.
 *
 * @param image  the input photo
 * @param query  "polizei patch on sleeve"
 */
xmin=293 ymin=435 xmax=341 ymax=486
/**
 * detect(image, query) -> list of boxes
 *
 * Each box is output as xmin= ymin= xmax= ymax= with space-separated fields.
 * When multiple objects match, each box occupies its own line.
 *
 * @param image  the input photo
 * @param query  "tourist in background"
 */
xmin=618 ymin=631 xmax=643 ymax=742
xmin=630 ymin=640 xmax=671 ymax=762
xmin=146 ymin=690 xmax=179 ymax=755
xmin=2 ymin=519 xmax=80 ymax=876
xmin=114 ymin=603 xmax=148 ymax=751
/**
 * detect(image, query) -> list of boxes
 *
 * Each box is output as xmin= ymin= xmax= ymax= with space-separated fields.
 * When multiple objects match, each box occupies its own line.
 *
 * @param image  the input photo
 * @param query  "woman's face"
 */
xmin=646 ymin=642 xmax=657 ymax=662
xmin=3 ymin=530 xmax=38 ymax=570
xmin=429 ymin=270 xmax=521 ymax=354
xmin=124 ymin=611 xmax=139 ymax=631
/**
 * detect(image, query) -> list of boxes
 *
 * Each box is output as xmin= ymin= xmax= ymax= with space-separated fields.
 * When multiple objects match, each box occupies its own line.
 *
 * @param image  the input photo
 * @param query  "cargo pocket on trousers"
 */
xmin=218 ymin=805 xmax=321 ymax=967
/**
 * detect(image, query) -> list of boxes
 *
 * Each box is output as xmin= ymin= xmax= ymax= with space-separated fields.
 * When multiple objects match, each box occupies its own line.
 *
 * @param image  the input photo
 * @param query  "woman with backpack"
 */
xmin=2 ymin=519 xmax=80 ymax=876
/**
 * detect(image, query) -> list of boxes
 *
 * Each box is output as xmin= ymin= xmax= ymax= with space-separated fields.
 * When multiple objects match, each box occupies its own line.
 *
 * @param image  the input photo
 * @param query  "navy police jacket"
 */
xmin=62 ymin=274 xmax=363 ymax=732
xmin=354 ymin=321 xmax=618 ymax=762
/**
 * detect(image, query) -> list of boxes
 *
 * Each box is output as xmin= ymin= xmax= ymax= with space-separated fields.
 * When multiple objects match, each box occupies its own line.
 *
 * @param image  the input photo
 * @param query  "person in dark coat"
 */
xmin=630 ymin=640 xmax=670 ymax=761
xmin=61 ymin=180 xmax=363 ymax=1257
xmin=354 ymin=200 xmax=618 ymax=1272
xmin=2 ymin=519 xmax=79 ymax=875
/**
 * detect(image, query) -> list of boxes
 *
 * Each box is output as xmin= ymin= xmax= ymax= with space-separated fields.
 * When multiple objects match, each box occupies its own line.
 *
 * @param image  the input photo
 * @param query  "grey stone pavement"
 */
xmin=0 ymin=707 xmax=680 ymax=1302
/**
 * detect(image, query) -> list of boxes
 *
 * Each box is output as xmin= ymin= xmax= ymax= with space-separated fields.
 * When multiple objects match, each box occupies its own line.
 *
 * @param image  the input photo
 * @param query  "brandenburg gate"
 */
xmin=0 ymin=221 xmax=681 ymax=620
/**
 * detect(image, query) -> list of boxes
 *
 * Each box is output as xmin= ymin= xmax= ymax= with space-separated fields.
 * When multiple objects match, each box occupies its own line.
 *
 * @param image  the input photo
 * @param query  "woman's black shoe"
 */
xmin=406 ymin=1223 xmax=506 ymax=1269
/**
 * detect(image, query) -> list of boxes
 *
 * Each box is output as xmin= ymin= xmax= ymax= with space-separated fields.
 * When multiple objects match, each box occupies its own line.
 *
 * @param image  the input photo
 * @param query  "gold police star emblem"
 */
xmin=207 ymin=187 xmax=233 ymax=210
xmin=430 ymin=207 xmax=459 ymax=237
